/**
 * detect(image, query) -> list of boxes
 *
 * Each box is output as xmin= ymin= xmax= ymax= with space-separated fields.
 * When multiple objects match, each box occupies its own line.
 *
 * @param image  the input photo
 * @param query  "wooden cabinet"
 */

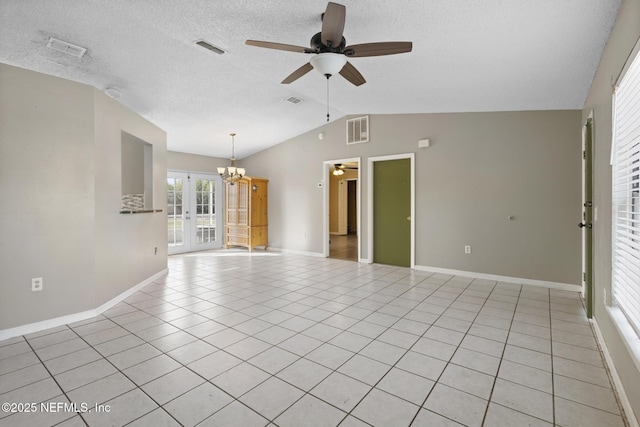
xmin=225 ymin=176 xmax=268 ymax=251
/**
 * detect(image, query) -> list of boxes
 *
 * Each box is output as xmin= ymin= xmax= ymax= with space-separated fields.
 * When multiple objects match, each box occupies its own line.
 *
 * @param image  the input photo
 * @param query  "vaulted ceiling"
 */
xmin=0 ymin=0 xmax=621 ymax=158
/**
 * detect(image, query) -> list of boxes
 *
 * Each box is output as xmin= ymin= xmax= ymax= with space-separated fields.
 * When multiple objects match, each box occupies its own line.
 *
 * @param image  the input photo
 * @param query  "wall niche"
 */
xmin=121 ymin=131 xmax=153 ymax=212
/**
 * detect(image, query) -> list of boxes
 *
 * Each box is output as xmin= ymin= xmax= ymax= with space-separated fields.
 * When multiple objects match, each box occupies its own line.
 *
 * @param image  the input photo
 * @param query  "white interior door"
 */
xmin=168 ymin=171 xmax=222 ymax=255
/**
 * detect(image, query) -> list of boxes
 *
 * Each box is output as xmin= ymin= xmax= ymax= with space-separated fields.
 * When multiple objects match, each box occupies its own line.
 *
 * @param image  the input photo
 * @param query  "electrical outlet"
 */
xmin=464 ymin=245 xmax=471 ymax=254
xmin=31 ymin=277 xmax=43 ymax=292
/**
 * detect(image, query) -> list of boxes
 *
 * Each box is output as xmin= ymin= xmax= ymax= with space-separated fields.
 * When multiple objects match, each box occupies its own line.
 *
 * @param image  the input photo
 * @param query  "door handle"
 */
xmin=406 ymin=216 xmax=411 ymax=221
xmin=578 ymin=222 xmax=592 ymax=229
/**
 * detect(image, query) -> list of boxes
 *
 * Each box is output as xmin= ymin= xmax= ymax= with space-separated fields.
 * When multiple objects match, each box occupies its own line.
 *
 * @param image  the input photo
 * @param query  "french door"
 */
xmin=167 ymin=171 xmax=222 ymax=254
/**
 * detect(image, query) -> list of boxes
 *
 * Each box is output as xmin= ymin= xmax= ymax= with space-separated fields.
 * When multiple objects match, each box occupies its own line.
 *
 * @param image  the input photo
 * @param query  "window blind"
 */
xmin=612 ymin=46 xmax=640 ymax=337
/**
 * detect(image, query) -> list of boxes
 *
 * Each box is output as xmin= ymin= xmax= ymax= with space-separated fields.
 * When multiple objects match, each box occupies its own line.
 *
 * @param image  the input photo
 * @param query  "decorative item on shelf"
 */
xmin=217 ymin=133 xmax=246 ymax=185
xmin=121 ymin=194 xmax=144 ymax=211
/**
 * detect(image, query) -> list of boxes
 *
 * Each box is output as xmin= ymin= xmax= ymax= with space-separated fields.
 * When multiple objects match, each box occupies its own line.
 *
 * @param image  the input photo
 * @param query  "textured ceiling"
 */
xmin=0 ymin=0 xmax=621 ymax=158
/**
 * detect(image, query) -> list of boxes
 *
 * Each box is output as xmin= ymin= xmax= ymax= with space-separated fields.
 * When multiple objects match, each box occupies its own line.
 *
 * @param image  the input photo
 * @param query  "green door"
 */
xmin=373 ymin=158 xmax=411 ymax=267
xmin=583 ymin=118 xmax=594 ymax=318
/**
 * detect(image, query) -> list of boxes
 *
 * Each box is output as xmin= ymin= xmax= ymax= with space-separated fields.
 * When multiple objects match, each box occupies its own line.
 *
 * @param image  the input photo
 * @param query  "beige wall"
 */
xmin=241 ymin=110 xmax=582 ymax=285
xmin=583 ymin=0 xmax=640 ymax=418
xmin=0 ymin=64 xmax=167 ymax=330
xmin=168 ymin=151 xmax=229 ymax=174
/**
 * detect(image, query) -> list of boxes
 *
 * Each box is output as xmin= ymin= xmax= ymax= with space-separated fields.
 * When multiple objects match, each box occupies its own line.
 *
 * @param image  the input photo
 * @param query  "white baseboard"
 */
xmin=591 ymin=317 xmax=639 ymax=427
xmin=0 ymin=269 xmax=168 ymax=342
xmin=269 ymin=247 xmax=325 ymax=257
xmin=414 ymin=265 xmax=581 ymax=292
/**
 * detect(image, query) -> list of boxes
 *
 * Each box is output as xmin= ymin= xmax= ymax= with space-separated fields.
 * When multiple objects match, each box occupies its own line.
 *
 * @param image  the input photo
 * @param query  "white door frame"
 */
xmin=367 ymin=153 xmax=415 ymax=268
xmin=581 ymin=111 xmax=594 ymax=317
xmin=323 ymin=157 xmax=361 ymax=261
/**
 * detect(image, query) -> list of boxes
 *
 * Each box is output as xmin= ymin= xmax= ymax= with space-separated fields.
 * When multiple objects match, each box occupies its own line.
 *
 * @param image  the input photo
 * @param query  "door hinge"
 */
xmin=583 ymin=151 xmax=586 ymax=159
xmin=583 ymin=272 xmax=586 ymax=282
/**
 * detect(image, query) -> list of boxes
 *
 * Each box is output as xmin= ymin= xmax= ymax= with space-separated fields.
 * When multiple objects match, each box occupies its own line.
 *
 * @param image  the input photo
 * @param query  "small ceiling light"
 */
xmin=217 ymin=133 xmax=246 ymax=185
xmin=104 ymin=87 xmax=121 ymax=99
xmin=333 ymin=164 xmax=345 ymax=176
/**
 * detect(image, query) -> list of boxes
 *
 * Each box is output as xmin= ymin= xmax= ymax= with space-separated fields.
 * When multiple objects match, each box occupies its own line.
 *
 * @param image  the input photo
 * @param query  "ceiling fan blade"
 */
xmin=344 ymin=42 xmax=413 ymax=57
xmin=281 ymin=62 xmax=314 ymax=84
xmin=321 ymin=2 xmax=346 ymax=48
xmin=246 ymin=40 xmax=315 ymax=54
xmin=339 ymin=61 xmax=366 ymax=86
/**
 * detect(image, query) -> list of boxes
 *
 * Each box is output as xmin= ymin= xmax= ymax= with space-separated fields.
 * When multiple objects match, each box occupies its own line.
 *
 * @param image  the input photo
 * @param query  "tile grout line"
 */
xmin=20 ymin=333 xmax=90 ymax=427
xmin=478 ymin=282 xmax=521 ymax=427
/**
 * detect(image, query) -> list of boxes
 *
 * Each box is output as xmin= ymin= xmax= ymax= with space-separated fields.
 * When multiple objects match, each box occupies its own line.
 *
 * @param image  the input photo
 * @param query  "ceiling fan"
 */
xmin=333 ymin=163 xmax=358 ymax=175
xmin=245 ymin=2 xmax=412 ymax=87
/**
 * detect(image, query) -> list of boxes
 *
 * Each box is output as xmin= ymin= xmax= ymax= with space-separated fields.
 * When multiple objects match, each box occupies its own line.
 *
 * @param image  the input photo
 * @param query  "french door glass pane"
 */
xmin=196 ymin=179 xmax=216 ymax=244
xmin=167 ymin=177 xmax=184 ymax=247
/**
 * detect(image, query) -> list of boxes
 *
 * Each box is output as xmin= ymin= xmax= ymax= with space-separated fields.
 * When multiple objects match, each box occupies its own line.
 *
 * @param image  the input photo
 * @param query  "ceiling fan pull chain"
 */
xmin=326 ymin=74 xmax=330 ymax=122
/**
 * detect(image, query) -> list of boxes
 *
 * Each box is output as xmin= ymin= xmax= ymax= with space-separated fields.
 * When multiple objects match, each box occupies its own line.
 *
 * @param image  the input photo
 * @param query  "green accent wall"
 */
xmin=373 ymin=158 xmax=411 ymax=267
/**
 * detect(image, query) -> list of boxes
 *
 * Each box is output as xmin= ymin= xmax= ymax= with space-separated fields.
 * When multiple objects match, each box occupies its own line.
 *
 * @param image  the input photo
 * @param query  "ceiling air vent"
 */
xmin=46 ymin=37 xmax=87 ymax=58
xmin=346 ymin=115 xmax=369 ymax=144
xmin=285 ymin=96 xmax=303 ymax=105
xmin=195 ymin=40 xmax=226 ymax=55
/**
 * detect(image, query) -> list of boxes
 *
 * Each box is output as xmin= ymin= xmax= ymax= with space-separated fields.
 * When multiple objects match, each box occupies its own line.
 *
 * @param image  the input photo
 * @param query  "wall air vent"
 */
xmin=195 ymin=40 xmax=226 ymax=55
xmin=46 ymin=37 xmax=87 ymax=58
xmin=285 ymin=96 xmax=304 ymax=105
xmin=346 ymin=115 xmax=369 ymax=144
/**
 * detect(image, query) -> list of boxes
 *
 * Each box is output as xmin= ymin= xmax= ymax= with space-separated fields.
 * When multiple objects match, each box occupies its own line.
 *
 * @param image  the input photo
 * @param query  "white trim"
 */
xmin=606 ymin=306 xmax=640 ymax=374
xmin=0 ymin=269 xmax=168 ymax=341
xmin=592 ymin=315 xmax=640 ymax=427
xmin=322 ymin=157 xmax=361 ymax=261
xmin=414 ymin=264 xmax=580 ymax=292
xmin=269 ymin=247 xmax=325 ymax=257
xmin=368 ymin=153 xmax=415 ymax=268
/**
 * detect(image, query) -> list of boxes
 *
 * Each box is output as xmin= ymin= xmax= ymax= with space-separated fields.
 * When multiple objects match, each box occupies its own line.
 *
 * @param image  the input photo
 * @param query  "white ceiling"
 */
xmin=0 ymin=0 xmax=621 ymax=159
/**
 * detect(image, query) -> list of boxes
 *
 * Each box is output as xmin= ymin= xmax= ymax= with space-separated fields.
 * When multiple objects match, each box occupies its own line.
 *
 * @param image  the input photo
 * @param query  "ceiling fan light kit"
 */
xmin=310 ymin=53 xmax=347 ymax=77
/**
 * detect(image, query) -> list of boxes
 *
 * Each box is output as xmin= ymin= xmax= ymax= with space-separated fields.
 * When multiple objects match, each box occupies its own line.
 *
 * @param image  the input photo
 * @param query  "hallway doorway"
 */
xmin=323 ymin=158 xmax=361 ymax=262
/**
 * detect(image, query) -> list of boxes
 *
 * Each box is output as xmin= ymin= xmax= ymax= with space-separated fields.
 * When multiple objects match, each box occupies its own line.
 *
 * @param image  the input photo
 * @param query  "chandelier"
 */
xmin=217 ymin=133 xmax=246 ymax=185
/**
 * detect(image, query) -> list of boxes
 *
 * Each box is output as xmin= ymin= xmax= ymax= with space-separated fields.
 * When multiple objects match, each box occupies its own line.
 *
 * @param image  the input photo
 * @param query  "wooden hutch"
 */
xmin=225 ymin=176 xmax=268 ymax=251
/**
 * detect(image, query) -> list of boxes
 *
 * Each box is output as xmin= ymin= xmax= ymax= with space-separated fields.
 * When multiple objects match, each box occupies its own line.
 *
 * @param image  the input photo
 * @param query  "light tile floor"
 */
xmin=0 ymin=251 xmax=631 ymax=426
